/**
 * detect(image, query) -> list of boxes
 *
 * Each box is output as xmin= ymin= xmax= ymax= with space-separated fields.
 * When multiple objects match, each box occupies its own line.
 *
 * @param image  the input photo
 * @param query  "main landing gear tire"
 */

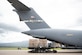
xmin=53 ymin=50 xmax=57 ymax=53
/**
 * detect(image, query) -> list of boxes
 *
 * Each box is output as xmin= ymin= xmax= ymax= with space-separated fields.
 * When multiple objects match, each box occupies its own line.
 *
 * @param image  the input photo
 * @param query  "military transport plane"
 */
xmin=7 ymin=0 xmax=82 ymax=48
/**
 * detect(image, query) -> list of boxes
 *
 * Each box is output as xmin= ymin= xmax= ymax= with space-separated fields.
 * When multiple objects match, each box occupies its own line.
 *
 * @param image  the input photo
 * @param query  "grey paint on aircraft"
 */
xmin=8 ymin=0 xmax=50 ymax=30
xmin=25 ymin=29 xmax=82 ymax=47
xmin=16 ymin=8 xmax=50 ymax=29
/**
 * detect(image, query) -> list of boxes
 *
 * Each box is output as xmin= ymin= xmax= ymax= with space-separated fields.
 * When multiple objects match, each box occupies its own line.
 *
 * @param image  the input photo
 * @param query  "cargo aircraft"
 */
xmin=7 ymin=0 xmax=82 ymax=52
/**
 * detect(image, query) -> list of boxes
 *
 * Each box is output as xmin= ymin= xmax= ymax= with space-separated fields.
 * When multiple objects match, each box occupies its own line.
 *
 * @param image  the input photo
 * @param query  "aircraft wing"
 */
xmin=7 ymin=0 xmax=30 ymax=11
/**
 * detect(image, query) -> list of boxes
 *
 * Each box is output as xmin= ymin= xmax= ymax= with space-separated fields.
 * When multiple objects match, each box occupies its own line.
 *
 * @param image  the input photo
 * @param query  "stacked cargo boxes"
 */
xmin=39 ymin=39 xmax=47 ymax=47
xmin=29 ymin=39 xmax=47 ymax=48
xmin=29 ymin=39 xmax=39 ymax=47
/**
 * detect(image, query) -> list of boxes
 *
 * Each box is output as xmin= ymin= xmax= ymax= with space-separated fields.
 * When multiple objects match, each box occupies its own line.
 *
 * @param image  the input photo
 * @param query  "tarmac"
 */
xmin=0 ymin=49 xmax=82 ymax=55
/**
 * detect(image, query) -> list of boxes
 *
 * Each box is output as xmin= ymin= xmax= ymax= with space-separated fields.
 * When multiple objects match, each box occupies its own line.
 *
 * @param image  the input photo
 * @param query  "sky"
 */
xmin=0 ymin=0 xmax=82 ymax=43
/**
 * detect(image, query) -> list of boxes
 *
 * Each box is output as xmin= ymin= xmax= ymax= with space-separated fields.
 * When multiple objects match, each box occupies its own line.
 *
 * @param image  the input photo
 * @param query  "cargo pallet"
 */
xmin=28 ymin=47 xmax=57 ymax=53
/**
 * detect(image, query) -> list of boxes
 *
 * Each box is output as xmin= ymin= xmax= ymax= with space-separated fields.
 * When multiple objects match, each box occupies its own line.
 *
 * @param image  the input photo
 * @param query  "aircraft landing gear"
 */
xmin=29 ymin=48 xmax=57 ymax=53
xmin=53 ymin=50 xmax=57 ymax=53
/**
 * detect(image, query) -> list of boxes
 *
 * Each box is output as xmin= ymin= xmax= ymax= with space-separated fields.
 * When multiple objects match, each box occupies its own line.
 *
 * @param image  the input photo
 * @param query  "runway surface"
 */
xmin=0 ymin=49 xmax=82 ymax=55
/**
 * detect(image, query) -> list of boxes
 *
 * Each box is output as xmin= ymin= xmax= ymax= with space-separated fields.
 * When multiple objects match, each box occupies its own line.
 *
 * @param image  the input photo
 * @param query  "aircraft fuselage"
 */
xmin=25 ymin=28 xmax=82 ymax=47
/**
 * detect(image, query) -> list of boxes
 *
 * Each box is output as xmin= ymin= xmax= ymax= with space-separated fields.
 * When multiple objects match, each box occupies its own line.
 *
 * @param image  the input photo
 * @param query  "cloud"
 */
xmin=0 ymin=23 xmax=22 ymax=32
xmin=0 ymin=29 xmax=4 ymax=33
xmin=76 ymin=17 xmax=82 ymax=25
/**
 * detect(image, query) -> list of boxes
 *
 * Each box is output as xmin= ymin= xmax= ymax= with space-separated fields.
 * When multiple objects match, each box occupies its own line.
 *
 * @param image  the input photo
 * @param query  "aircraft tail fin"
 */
xmin=7 ymin=0 xmax=30 ymax=11
xmin=7 ymin=0 xmax=50 ymax=30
